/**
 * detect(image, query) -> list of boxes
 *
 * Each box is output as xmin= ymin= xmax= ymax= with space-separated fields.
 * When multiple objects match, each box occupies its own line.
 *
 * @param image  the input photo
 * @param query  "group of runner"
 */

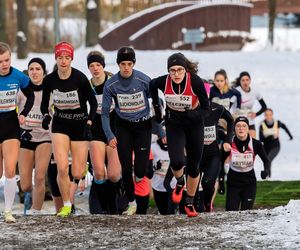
xmin=0 ymin=41 xmax=293 ymax=223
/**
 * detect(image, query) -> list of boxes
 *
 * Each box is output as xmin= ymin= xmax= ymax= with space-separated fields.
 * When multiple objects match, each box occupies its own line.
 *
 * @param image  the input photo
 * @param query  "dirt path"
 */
xmin=1 ymin=209 xmax=298 ymax=249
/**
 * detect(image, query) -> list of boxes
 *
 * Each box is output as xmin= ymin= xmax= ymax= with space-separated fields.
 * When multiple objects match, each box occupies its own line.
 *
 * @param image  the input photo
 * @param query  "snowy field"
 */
xmin=0 ymin=200 xmax=299 ymax=249
xmin=6 ymin=27 xmax=300 ymax=181
xmin=0 ymin=26 xmax=300 ymax=248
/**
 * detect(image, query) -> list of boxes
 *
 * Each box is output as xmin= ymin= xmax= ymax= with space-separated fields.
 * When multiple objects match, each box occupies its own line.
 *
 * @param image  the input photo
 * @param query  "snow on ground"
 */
xmin=0 ymin=200 xmax=299 ymax=249
xmin=0 ymin=25 xmax=300 ymax=248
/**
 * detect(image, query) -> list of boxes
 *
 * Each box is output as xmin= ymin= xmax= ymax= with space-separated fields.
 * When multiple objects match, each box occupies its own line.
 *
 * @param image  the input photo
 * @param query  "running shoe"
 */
xmin=57 ymin=206 xmax=72 ymax=217
xmin=204 ymin=202 xmax=213 ymax=213
xmin=184 ymin=204 xmax=198 ymax=217
xmin=122 ymin=203 xmax=137 ymax=215
xmin=24 ymin=192 xmax=32 ymax=215
xmin=172 ymin=184 xmax=184 ymax=204
xmin=4 ymin=211 xmax=16 ymax=223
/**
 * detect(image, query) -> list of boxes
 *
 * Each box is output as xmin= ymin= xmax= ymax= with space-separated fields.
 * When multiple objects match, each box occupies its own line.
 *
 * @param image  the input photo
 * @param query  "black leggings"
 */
xmin=135 ymin=195 xmax=149 ymax=214
xmin=89 ymin=180 xmax=117 ymax=215
xmin=226 ymin=183 xmax=256 ymax=211
xmin=115 ymin=117 xmax=152 ymax=202
xmin=166 ymin=117 xmax=204 ymax=178
xmin=153 ymin=189 xmax=176 ymax=215
xmin=264 ymin=141 xmax=280 ymax=177
xmin=200 ymin=151 xmax=221 ymax=207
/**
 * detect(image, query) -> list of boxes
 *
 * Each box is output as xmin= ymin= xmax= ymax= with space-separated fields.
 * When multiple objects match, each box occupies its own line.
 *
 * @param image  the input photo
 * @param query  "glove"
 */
xmin=260 ymin=170 xmax=269 ymax=180
xmin=153 ymin=105 xmax=162 ymax=123
xmin=42 ymin=114 xmax=52 ymax=130
xmin=218 ymin=178 xmax=225 ymax=195
xmin=83 ymin=123 xmax=92 ymax=141
xmin=154 ymin=161 xmax=162 ymax=171
xmin=20 ymin=128 xmax=32 ymax=141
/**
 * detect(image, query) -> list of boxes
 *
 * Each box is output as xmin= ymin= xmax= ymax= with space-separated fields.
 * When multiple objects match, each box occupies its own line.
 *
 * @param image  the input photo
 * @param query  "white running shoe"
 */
xmin=122 ymin=203 xmax=137 ymax=215
xmin=4 ymin=211 xmax=16 ymax=223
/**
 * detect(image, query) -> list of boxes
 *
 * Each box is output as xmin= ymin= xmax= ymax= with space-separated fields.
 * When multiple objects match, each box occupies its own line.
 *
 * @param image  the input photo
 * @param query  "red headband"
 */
xmin=55 ymin=41 xmax=74 ymax=59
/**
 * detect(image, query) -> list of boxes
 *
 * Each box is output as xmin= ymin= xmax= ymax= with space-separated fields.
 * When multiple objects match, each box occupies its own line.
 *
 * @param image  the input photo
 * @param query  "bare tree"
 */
xmin=86 ymin=0 xmax=100 ymax=47
xmin=16 ymin=0 xmax=28 ymax=58
xmin=268 ymin=0 xmax=277 ymax=46
xmin=0 ymin=0 xmax=7 ymax=43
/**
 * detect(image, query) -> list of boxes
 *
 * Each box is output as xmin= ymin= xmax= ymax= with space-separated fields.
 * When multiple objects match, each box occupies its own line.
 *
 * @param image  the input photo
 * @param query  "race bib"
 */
xmin=165 ymin=94 xmax=192 ymax=112
xmin=53 ymin=89 xmax=80 ymax=110
xmin=0 ymin=89 xmax=17 ymax=111
xmin=95 ymin=94 xmax=115 ymax=114
xmin=204 ymin=126 xmax=216 ymax=145
xmin=212 ymin=97 xmax=230 ymax=110
xmin=25 ymin=105 xmax=43 ymax=127
xmin=231 ymin=152 xmax=253 ymax=169
xmin=117 ymin=91 xmax=145 ymax=113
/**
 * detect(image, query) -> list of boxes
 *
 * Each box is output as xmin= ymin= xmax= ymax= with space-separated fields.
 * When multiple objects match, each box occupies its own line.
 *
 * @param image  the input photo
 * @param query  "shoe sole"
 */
xmin=5 ymin=219 xmax=16 ymax=223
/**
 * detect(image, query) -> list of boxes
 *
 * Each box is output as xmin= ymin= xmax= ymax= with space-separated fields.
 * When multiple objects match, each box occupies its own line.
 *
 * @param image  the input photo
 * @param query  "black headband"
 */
xmin=87 ymin=54 xmax=105 ymax=68
xmin=28 ymin=57 xmax=46 ymax=73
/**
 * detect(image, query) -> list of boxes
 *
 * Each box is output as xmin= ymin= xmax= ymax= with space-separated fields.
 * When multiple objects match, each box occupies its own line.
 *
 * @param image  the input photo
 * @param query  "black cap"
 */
xmin=28 ymin=57 xmax=46 ymax=74
xmin=116 ymin=47 xmax=136 ymax=64
xmin=87 ymin=54 xmax=105 ymax=68
xmin=234 ymin=116 xmax=249 ymax=127
xmin=167 ymin=52 xmax=187 ymax=70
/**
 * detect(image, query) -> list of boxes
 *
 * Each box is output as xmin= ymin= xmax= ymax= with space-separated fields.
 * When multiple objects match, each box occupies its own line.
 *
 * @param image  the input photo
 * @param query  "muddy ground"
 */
xmin=0 ymin=209 xmax=299 ymax=249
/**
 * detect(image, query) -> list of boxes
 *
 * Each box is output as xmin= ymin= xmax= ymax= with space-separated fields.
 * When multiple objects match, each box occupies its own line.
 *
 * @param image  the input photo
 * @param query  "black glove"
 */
xmin=83 ymin=123 xmax=92 ymax=141
xmin=218 ymin=178 xmax=225 ymax=195
xmin=154 ymin=160 xmax=162 ymax=171
xmin=42 ymin=114 xmax=52 ymax=130
xmin=153 ymin=105 xmax=162 ymax=123
xmin=260 ymin=170 xmax=269 ymax=180
xmin=20 ymin=128 xmax=32 ymax=141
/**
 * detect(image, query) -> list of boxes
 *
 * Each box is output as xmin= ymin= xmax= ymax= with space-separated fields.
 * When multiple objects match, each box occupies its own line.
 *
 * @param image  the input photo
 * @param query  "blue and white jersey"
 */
xmin=0 ymin=67 xmax=29 ymax=113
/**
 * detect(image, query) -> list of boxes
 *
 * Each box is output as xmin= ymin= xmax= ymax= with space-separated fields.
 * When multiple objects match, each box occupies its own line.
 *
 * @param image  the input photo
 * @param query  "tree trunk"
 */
xmin=268 ymin=0 xmax=276 ymax=46
xmin=16 ymin=0 xmax=28 ymax=59
xmin=0 ymin=0 xmax=7 ymax=43
xmin=86 ymin=0 xmax=100 ymax=47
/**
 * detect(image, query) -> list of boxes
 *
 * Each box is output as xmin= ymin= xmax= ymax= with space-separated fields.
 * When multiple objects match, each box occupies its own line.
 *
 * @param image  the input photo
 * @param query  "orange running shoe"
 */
xmin=184 ymin=204 xmax=198 ymax=217
xmin=172 ymin=185 xmax=184 ymax=204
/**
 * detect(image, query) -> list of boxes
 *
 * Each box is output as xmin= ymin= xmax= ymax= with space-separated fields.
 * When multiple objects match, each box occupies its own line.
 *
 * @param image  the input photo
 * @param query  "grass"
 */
xmin=214 ymin=180 xmax=300 ymax=209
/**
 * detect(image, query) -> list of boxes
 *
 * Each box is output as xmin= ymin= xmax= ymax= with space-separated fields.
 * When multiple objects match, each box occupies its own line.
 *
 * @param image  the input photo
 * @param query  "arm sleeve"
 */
xmin=278 ymin=120 xmax=293 ymax=139
xmin=82 ymin=77 xmax=97 ymax=121
xmin=101 ymin=85 xmax=115 ymax=141
xmin=41 ymin=79 xmax=51 ymax=116
xmin=220 ymin=107 xmax=234 ymax=143
xmin=151 ymin=118 xmax=166 ymax=138
xmin=255 ymin=98 xmax=267 ymax=116
xmin=191 ymin=75 xmax=209 ymax=110
xmin=254 ymin=140 xmax=271 ymax=172
xmin=149 ymin=78 xmax=161 ymax=107
xmin=259 ymin=124 xmax=264 ymax=142
xmin=232 ymin=88 xmax=242 ymax=109
xmin=20 ymin=84 xmax=34 ymax=116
